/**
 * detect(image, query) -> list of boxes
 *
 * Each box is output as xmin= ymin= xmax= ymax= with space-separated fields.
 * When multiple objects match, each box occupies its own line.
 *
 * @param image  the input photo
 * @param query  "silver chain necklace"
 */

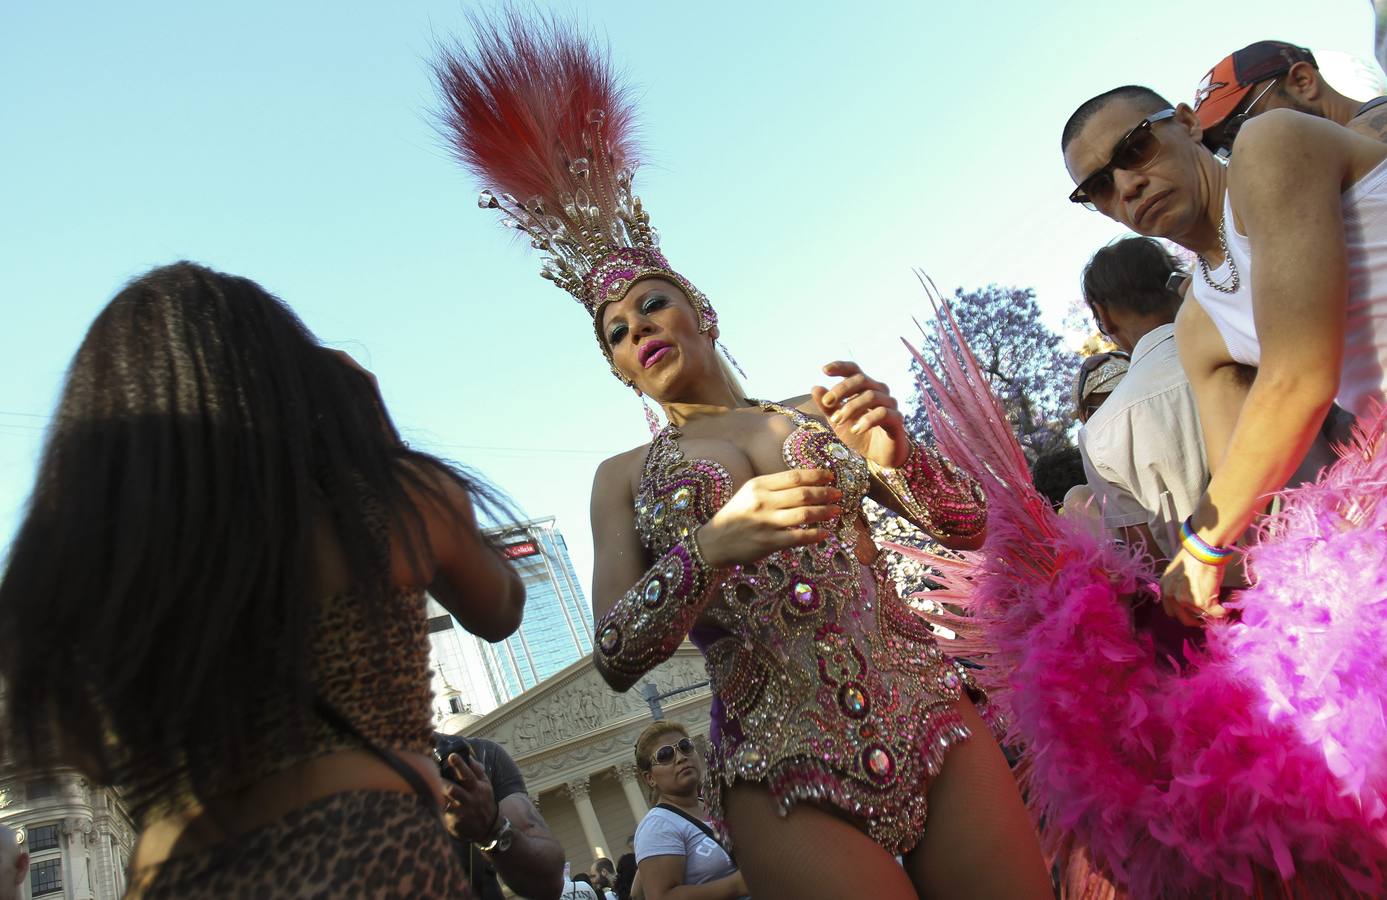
xmin=1198 ymin=215 xmax=1241 ymax=294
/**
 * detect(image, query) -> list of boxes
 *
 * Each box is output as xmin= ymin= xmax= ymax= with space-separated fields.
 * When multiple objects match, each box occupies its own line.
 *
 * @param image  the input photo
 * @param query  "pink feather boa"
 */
xmin=898 ymin=303 xmax=1387 ymax=897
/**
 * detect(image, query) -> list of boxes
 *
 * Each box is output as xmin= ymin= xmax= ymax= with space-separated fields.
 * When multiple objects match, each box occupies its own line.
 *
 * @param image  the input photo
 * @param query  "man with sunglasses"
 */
xmin=1061 ymin=83 xmax=1387 ymax=626
xmin=1194 ymin=41 xmax=1387 ymax=156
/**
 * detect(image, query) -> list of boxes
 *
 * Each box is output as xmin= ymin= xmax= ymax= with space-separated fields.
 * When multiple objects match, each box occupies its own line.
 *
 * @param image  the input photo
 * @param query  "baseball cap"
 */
xmin=1192 ymin=41 xmax=1318 ymax=131
xmin=1073 ymin=351 xmax=1129 ymax=417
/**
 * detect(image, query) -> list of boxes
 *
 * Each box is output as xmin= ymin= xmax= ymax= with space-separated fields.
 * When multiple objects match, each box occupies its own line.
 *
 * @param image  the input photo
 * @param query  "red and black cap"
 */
xmin=1192 ymin=41 xmax=1317 ymax=130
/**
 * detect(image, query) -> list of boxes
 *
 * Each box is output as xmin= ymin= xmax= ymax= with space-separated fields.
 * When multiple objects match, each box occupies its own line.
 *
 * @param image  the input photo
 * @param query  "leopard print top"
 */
xmin=160 ymin=491 xmax=436 ymax=817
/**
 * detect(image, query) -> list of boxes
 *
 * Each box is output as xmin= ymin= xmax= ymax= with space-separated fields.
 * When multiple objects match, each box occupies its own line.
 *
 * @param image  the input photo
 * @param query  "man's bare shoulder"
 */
xmin=1350 ymin=102 xmax=1387 ymax=144
xmin=1236 ymin=107 xmax=1350 ymax=152
xmin=1231 ymin=109 xmax=1363 ymax=192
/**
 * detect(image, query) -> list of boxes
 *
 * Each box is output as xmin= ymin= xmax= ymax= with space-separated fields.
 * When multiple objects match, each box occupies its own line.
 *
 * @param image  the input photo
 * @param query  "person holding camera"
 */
xmin=436 ymin=733 xmax=566 ymax=900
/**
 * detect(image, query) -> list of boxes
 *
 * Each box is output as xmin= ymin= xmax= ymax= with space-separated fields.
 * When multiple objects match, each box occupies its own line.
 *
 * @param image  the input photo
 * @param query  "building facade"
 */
xmin=461 ymin=645 xmax=712 ymax=873
xmin=0 ymin=767 xmax=135 ymax=900
xmin=427 ymin=516 xmax=592 ymax=719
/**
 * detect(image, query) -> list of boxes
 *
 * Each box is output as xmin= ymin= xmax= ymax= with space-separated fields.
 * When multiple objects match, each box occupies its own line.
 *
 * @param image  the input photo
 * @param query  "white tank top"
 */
xmin=1191 ymin=155 xmax=1387 ymax=419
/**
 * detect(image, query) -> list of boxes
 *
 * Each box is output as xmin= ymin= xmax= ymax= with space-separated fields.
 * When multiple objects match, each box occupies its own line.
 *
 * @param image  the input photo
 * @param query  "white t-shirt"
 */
xmin=634 ymin=806 xmax=739 ymax=888
xmin=560 ymin=880 xmax=600 ymax=900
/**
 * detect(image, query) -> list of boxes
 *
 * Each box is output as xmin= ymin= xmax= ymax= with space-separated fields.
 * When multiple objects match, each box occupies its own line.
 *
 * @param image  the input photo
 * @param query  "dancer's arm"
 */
xmin=807 ymin=361 xmax=987 ymax=550
xmin=1162 ymin=111 xmax=1349 ymax=623
xmin=325 ymin=348 xmax=525 ymax=641
xmin=590 ymin=455 xmax=838 ymax=692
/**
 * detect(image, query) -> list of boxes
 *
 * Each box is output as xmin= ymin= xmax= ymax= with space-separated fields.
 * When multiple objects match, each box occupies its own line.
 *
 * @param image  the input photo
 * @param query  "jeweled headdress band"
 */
xmin=434 ymin=13 xmax=717 ymax=383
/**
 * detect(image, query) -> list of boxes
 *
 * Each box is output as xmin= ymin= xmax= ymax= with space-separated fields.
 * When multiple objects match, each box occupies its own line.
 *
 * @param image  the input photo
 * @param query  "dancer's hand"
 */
xmin=697 ymin=469 xmax=841 ymax=567
xmin=813 ymin=361 xmax=910 ymax=468
xmin=1159 ymin=547 xmax=1229 ymax=627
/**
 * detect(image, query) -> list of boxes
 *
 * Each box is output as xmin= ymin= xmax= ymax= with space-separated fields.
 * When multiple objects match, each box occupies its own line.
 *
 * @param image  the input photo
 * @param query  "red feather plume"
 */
xmin=433 ymin=11 xmax=638 ymax=211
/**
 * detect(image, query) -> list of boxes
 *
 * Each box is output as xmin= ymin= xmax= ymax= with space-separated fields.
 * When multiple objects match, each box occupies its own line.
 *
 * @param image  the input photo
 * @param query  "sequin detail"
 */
xmin=776 ymin=403 xmax=871 ymax=549
xmin=593 ymin=539 xmax=715 ymax=680
xmin=870 ymin=442 xmax=986 ymax=540
xmin=627 ymin=403 xmax=986 ymax=855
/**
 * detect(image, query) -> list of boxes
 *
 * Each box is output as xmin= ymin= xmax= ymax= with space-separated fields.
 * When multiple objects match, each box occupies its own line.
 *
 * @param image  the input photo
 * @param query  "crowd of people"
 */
xmin=1 ymin=13 xmax=1385 ymax=900
xmin=1063 ymin=40 xmax=1387 ymax=628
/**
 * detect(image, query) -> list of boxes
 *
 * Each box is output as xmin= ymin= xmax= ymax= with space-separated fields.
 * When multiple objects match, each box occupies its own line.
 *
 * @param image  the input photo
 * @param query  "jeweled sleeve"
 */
xmin=870 ymin=440 xmax=988 ymax=540
xmin=593 ymin=534 xmax=721 ymax=684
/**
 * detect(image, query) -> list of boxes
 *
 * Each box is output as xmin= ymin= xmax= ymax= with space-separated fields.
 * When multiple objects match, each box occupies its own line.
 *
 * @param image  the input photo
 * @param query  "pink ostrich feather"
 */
xmin=894 ymin=285 xmax=1387 ymax=898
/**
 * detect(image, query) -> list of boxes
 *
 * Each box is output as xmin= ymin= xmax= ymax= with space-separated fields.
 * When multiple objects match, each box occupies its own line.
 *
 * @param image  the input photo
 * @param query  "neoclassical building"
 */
xmin=460 ymin=644 xmax=712 ymax=871
xmin=0 ymin=764 xmax=135 ymax=900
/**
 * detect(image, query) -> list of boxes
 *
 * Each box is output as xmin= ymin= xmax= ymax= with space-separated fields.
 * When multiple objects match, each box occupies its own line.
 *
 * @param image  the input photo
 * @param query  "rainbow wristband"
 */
xmin=1179 ymin=517 xmax=1233 ymax=566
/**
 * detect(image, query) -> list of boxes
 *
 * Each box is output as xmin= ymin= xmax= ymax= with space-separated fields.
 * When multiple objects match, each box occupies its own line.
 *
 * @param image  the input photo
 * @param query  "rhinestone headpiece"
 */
xmin=437 ymin=14 xmax=717 ymax=382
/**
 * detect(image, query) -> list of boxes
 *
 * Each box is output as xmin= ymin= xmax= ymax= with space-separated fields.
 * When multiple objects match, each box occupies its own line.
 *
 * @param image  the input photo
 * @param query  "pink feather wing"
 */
xmin=898 ymin=290 xmax=1387 ymax=897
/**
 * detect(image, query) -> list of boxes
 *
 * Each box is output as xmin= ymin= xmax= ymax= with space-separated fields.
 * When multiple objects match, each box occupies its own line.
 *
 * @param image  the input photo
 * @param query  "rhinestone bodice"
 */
xmin=635 ymin=401 xmax=870 ymax=556
xmin=631 ymin=402 xmax=985 ymax=854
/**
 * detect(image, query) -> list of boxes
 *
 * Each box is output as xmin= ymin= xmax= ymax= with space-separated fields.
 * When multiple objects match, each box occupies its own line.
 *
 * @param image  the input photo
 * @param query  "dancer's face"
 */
xmin=1065 ymin=100 xmax=1209 ymax=240
xmin=643 ymin=731 xmax=701 ymax=798
xmin=600 ymin=278 xmax=718 ymax=399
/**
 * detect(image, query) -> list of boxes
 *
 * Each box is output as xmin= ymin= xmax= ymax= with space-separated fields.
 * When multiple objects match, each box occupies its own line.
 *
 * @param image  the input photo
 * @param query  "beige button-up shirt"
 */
xmin=1077 ymin=324 xmax=1209 ymax=559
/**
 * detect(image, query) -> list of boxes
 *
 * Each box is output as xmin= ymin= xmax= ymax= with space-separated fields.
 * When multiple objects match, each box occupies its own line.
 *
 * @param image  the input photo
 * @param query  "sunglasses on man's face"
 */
xmin=1070 ymin=108 xmax=1177 ymax=210
xmin=651 ymin=737 xmax=695 ymax=767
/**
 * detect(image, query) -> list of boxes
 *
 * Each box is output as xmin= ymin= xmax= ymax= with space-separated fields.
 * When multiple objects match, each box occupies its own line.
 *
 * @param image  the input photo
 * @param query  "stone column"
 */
xmin=566 ymin=777 xmax=610 ymax=863
xmin=614 ymin=764 xmax=649 ymax=823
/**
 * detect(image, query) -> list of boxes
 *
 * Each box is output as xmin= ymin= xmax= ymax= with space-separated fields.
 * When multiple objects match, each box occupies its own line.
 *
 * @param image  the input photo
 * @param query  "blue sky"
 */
xmin=1 ymin=0 xmax=1379 ymax=597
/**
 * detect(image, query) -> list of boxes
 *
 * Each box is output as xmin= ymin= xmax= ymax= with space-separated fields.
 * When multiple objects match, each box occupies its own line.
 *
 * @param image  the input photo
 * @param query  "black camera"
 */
xmin=433 ymin=732 xmax=472 ymax=784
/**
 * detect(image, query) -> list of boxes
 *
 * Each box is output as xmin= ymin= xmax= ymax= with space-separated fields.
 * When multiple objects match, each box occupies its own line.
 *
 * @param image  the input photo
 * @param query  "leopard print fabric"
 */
xmin=172 ymin=483 xmax=436 ymax=808
xmin=128 ymin=790 xmax=471 ymax=898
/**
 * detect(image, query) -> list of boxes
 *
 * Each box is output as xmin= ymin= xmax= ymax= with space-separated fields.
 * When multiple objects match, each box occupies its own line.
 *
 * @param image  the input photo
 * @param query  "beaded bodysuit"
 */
xmin=628 ymin=402 xmax=991 ymax=855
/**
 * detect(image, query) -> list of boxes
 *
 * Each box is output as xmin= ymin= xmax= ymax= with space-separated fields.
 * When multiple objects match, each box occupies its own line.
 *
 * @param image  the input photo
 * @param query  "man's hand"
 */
xmin=442 ymin=752 xmax=498 ymax=842
xmin=1159 ymin=547 xmax=1229 ymax=627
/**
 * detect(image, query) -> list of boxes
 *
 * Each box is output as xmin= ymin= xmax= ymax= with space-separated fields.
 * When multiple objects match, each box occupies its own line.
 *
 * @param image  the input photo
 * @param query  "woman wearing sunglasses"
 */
xmin=632 ymin=724 xmax=748 ymax=900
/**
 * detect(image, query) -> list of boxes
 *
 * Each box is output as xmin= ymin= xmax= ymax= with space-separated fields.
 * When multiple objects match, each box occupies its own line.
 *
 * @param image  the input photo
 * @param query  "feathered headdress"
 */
xmin=433 ymin=13 xmax=717 ymax=382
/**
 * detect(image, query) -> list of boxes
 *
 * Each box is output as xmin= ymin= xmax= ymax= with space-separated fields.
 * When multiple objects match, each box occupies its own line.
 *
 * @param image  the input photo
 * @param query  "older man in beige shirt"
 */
xmin=1076 ymin=238 xmax=1208 ymax=563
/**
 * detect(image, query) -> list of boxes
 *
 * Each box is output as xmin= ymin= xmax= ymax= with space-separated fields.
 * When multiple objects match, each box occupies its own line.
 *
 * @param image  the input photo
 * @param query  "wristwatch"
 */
xmin=478 ymin=815 xmax=513 ymax=854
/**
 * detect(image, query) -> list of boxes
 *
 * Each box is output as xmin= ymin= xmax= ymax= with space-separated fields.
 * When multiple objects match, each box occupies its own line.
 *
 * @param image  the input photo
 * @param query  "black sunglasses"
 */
xmin=1070 ymin=109 xmax=1177 ymax=210
xmin=651 ymin=737 xmax=695 ymax=767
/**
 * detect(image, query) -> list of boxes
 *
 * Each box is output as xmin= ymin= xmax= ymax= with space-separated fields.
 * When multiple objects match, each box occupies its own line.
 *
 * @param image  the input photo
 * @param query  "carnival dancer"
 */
xmin=901 ymin=292 xmax=1387 ymax=898
xmin=433 ymin=14 xmax=1049 ymax=899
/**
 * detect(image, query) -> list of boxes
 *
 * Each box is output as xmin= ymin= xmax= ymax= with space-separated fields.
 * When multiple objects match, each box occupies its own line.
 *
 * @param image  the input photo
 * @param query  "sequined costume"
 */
xmin=596 ymin=402 xmax=994 ymax=854
xmin=433 ymin=18 xmax=993 ymax=858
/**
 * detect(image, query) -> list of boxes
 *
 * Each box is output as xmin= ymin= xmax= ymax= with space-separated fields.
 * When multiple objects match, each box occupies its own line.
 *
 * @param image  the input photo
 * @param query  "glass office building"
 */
xmin=427 ymin=516 xmax=592 ymax=717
